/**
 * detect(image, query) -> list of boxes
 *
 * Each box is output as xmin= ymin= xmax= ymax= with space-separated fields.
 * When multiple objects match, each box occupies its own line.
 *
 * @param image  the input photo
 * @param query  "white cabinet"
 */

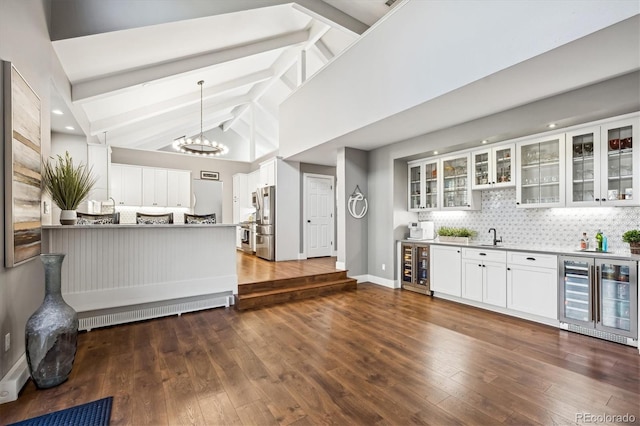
xmin=142 ymin=168 xmax=168 ymax=207
xmin=471 ymin=144 xmax=515 ymax=190
xmin=233 ymin=173 xmax=249 ymax=248
xmin=461 ymin=248 xmax=507 ymax=307
xmin=248 ymin=170 xmax=260 ymax=201
xmin=506 ymin=251 xmax=558 ymax=320
xmin=408 ymin=159 xmax=439 ymax=211
xmin=167 ymin=170 xmax=191 ymax=207
xmin=441 ymin=153 xmax=480 ymax=210
xmin=430 ymin=245 xmax=462 ymax=297
xmin=516 ymin=134 xmax=565 ymax=208
xmin=110 ymin=164 xmax=142 ymax=206
xmin=259 ymin=159 xmax=276 ymax=187
xmin=87 ymin=144 xmax=110 ymax=201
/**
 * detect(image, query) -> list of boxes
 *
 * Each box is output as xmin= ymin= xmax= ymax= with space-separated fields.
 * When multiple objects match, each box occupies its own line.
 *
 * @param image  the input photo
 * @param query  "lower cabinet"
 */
xmin=506 ymin=251 xmax=558 ymax=320
xmin=461 ymin=248 xmax=507 ymax=307
xmin=430 ymin=245 xmax=462 ymax=297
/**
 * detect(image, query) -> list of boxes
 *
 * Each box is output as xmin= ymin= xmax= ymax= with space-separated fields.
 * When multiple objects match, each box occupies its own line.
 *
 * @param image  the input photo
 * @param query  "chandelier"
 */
xmin=173 ymin=80 xmax=229 ymax=157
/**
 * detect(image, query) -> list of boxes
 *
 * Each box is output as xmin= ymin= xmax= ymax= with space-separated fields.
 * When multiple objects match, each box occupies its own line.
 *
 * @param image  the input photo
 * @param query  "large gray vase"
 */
xmin=25 ymin=254 xmax=78 ymax=389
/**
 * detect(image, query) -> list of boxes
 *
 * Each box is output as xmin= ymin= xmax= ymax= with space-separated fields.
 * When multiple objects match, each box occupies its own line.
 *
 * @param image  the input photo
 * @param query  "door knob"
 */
xmin=307 ymin=220 xmax=311 ymax=223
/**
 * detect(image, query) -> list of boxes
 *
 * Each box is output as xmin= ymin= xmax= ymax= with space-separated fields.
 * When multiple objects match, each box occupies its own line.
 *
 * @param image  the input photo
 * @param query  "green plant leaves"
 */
xmin=42 ymin=152 xmax=97 ymax=210
xmin=437 ymin=226 xmax=477 ymax=238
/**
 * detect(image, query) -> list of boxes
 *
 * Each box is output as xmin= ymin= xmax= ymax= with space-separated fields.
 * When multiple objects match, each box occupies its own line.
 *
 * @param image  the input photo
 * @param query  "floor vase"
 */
xmin=25 ymin=254 xmax=78 ymax=388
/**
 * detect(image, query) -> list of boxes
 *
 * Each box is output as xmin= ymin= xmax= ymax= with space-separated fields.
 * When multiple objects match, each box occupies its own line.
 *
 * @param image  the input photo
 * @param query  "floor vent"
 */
xmin=79 ymin=294 xmax=232 ymax=331
xmin=566 ymin=323 xmax=630 ymax=345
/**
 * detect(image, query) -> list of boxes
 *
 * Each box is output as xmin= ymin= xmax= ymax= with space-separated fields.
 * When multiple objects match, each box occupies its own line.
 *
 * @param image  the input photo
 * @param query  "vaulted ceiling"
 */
xmin=49 ymin=0 xmax=397 ymax=162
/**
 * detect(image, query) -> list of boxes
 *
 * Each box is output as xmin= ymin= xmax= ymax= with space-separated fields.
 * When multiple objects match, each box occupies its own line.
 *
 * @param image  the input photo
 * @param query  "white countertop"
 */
xmin=43 ymin=223 xmax=238 ymax=229
xmin=400 ymin=238 xmax=640 ymax=262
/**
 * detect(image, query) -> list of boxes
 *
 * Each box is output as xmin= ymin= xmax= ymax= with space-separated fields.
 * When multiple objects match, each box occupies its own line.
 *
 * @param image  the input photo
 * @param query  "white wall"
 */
xmin=280 ymin=0 xmax=639 ymax=159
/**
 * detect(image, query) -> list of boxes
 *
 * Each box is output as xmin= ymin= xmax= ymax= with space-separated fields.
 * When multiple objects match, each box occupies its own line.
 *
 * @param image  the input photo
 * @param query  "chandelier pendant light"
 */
xmin=173 ymin=80 xmax=229 ymax=157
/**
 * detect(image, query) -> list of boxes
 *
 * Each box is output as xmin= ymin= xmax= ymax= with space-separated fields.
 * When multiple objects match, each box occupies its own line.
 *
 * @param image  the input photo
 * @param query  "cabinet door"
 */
xmin=600 ymin=118 xmax=639 ymax=206
xmin=441 ymin=154 xmax=479 ymax=210
xmin=431 ymin=245 xmax=461 ymax=297
xmin=471 ymin=149 xmax=492 ymax=190
xmin=516 ymin=134 xmax=565 ymax=208
xmin=484 ymin=261 xmax=507 ymax=307
xmin=260 ymin=160 xmax=276 ymax=187
xmin=462 ymin=259 xmax=483 ymax=302
xmin=110 ymin=165 xmax=124 ymax=205
xmin=142 ymin=168 xmax=168 ymax=207
xmin=565 ymin=127 xmax=601 ymax=207
xmin=492 ymin=144 xmax=515 ymax=188
xmin=167 ymin=170 xmax=191 ymax=207
xmin=122 ymin=166 xmax=142 ymax=206
xmin=507 ymin=264 xmax=557 ymax=319
xmin=408 ymin=162 xmax=423 ymax=211
xmin=423 ymin=160 xmax=439 ymax=210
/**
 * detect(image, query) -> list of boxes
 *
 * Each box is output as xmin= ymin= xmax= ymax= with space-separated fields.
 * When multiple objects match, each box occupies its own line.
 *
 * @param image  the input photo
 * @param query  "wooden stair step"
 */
xmin=235 ymin=278 xmax=357 ymax=310
xmin=238 ymin=270 xmax=349 ymax=295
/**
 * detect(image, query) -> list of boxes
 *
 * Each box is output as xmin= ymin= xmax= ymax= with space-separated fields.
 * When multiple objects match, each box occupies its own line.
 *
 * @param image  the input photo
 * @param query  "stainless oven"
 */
xmin=240 ymin=222 xmax=252 ymax=254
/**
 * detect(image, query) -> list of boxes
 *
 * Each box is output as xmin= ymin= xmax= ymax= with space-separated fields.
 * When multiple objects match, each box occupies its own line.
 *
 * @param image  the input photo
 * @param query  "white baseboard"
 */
xmin=0 ymin=354 xmax=29 ymax=405
xmin=352 ymin=274 xmax=400 ymax=289
xmin=335 ymin=261 xmax=346 ymax=270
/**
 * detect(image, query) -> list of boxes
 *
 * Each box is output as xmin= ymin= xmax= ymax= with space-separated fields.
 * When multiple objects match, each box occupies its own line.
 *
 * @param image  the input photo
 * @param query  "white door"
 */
xmin=305 ymin=175 xmax=334 ymax=258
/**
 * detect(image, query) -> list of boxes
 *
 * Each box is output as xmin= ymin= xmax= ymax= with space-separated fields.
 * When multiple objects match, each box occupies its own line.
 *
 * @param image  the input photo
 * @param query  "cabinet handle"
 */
xmin=479 ymin=253 xmax=487 ymax=256
xmin=457 ymin=250 xmax=460 ymax=253
xmin=595 ymin=198 xmax=600 ymax=201
xmin=478 ymin=264 xmax=481 ymax=267
xmin=526 ymin=257 xmax=536 ymax=261
xmin=602 ymin=199 xmax=607 ymax=202
xmin=516 ymin=202 xmax=520 ymax=205
xmin=507 ymin=267 xmax=511 ymax=271
xmin=482 ymin=265 xmax=486 ymax=268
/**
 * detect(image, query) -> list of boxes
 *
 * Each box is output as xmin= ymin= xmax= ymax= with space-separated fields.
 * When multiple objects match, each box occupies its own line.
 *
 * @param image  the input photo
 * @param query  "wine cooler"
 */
xmin=559 ymin=256 xmax=638 ymax=344
xmin=401 ymin=243 xmax=431 ymax=295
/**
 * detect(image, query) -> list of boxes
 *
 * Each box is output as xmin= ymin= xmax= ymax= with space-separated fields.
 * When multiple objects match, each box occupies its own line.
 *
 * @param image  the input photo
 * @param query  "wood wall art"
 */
xmin=3 ymin=61 xmax=42 ymax=267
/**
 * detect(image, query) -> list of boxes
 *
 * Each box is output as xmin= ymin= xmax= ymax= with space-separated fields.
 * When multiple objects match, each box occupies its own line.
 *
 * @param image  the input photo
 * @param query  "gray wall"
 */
xmin=337 ymin=148 xmax=368 ymax=276
xmin=0 ymin=0 xmax=62 ymax=381
xmin=111 ymin=147 xmax=251 ymax=224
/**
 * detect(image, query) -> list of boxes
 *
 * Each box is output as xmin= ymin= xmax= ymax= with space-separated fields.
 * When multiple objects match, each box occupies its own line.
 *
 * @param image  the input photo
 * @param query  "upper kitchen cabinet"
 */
xmin=167 ymin=170 xmax=191 ymax=207
xmin=259 ymin=158 xmax=276 ymax=187
xmin=516 ymin=134 xmax=565 ymax=208
xmin=601 ymin=118 xmax=639 ymax=206
xmin=111 ymin=164 xmax=142 ymax=206
xmin=471 ymin=144 xmax=515 ymax=190
xmin=142 ymin=168 xmax=168 ymax=207
xmin=442 ymin=154 xmax=480 ymax=210
xmin=566 ymin=117 xmax=639 ymax=207
xmin=408 ymin=159 xmax=439 ymax=211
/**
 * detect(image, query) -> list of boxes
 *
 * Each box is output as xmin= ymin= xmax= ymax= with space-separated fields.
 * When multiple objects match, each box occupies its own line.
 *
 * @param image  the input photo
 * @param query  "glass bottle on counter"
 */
xmin=580 ymin=233 xmax=588 ymax=250
xmin=595 ymin=230 xmax=603 ymax=251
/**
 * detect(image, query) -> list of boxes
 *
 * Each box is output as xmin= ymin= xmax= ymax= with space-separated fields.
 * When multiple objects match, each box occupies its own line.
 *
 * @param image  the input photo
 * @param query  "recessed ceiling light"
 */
xmin=481 ymin=140 xmax=488 ymax=144
xmin=433 ymin=151 xmax=438 ymax=155
xmin=548 ymin=123 xmax=557 ymax=128
xmin=65 ymin=126 xmax=75 ymax=130
xmin=52 ymin=109 xmax=63 ymax=115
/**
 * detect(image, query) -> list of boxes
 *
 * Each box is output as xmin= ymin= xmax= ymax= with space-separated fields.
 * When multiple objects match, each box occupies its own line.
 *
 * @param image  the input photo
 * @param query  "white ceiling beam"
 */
xmin=297 ymin=50 xmax=307 ymax=85
xmin=314 ymin=39 xmax=334 ymax=63
xmin=90 ymin=70 xmax=272 ymax=135
xmin=50 ymin=0 xmax=367 ymax=41
xmin=112 ymin=112 xmax=235 ymax=151
xmin=280 ymin=73 xmax=297 ymax=91
xmin=239 ymin=115 xmax=278 ymax=148
xmin=223 ymin=20 xmax=330 ymax=131
xmin=249 ymin=104 xmax=256 ymax=162
xmin=235 ymin=118 xmax=278 ymax=152
xmin=72 ymin=30 xmax=309 ymax=103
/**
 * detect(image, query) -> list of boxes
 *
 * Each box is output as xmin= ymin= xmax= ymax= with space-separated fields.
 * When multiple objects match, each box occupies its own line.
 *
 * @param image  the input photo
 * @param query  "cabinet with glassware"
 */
xmin=471 ymin=144 xmax=515 ymax=190
xmin=441 ymin=154 xmax=480 ymax=210
xmin=400 ymin=242 xmax=431 ymax=295
xmin=565 ymin=118 xmax=638 ymax=207
xmin=515 ymin=134 xmax=565 ymax=208
xmin=408 ymin=159 xmax=439 ymax=211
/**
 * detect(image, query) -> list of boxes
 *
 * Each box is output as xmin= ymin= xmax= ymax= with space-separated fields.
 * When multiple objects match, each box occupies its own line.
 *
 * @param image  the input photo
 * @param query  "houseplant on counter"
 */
xmin=42 ymin=151 xmax=97 ymax=225
xmin=437 ymin=226 xmax=477 ymax=244
xmin=622 ymin=229 xmax=640 ymax=255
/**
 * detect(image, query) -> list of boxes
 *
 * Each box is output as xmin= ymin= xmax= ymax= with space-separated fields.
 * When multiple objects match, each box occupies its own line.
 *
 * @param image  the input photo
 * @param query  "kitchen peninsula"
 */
xmin=42 ymin=223 xmax=237 ymax=330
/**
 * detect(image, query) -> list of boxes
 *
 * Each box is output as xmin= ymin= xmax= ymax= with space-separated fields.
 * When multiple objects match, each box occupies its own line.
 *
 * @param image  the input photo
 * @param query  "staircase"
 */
xmin=235 ymin=270 xmax=357 ymax=310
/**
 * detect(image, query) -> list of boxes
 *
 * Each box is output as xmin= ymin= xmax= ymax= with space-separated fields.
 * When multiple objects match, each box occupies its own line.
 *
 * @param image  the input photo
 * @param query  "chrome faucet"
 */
xmin=488 ymin=228 xmax=502 ymax=246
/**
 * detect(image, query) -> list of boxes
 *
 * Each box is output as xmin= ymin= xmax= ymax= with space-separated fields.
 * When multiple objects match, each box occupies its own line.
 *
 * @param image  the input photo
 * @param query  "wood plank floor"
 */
xmin=2 ymin=261 xmax=639 ymax=425
xmin=237 ymin=251 xmax=339 ymax=285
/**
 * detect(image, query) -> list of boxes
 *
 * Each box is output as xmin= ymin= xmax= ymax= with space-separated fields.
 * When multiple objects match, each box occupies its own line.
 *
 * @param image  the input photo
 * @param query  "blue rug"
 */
xmin=8 ymin=396 xmax=112 ymax=426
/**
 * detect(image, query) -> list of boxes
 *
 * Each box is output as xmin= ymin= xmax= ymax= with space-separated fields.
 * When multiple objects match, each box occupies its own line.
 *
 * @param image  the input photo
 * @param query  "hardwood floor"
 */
xmin=237 ymin=251 xmax=339 ymax=285
xmin=2 ymin=264 xmax=639 ymax=425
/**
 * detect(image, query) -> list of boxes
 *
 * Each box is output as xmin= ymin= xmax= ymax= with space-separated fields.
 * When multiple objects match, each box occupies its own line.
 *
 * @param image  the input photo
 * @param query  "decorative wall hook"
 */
xmin=348 ymin=185 xmax=368 ymax=219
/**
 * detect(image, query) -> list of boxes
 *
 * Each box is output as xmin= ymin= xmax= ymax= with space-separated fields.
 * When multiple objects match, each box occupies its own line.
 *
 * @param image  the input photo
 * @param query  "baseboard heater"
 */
xmin=78 ymin=292 xmax=234 ymax=331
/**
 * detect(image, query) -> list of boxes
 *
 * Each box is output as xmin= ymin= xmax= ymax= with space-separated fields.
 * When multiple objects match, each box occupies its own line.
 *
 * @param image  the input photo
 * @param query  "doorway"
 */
xmin=303 ymin=173 xmax=335 ymax=258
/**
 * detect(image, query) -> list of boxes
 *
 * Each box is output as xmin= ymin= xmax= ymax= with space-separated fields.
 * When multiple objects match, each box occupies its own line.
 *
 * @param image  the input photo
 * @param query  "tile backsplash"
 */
xmin=418 ymin=188 xmax=640 ymax=254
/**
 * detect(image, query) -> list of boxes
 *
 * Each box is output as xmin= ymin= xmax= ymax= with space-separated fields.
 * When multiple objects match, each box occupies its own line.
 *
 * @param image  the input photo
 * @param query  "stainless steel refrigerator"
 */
xmin=559 ymin=256 xmax=638 ymax=344
xmin=192 ymin=179 xmax=223 ymax=220
xmin=255 ymin=186 xmax=275 ymax=261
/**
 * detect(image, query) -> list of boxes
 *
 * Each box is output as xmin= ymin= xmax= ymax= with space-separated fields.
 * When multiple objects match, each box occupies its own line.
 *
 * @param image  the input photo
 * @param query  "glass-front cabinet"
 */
xmin=566 ymin=127 xmax=601 ymax=206
xmin=442 ymin=154 xmax=480 ymax=210
xmin=516 ymin=134 xmax=565 ymax=208
xmin=407 ymin=159 xmax=439 ymax=211
xmin=601 ymin=118 xmax=639 ymax=206
xmin=471 ymin=144 xmax=515 ymax=190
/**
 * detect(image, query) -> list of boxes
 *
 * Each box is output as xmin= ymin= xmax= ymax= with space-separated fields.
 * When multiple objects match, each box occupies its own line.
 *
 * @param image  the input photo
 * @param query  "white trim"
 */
xmin=303 ymin=173 xmax=335 ymax=259
xmin=335 ymin=261 xmax=346 ymax=270
xmin=354 ymin=274 xmax=400 ymax=289
xmin=0 ymin=354 xmax=29 ymax=405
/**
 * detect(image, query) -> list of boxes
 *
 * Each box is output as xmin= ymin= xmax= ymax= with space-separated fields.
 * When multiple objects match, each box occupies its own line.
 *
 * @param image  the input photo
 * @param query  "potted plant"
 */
xmin=437 ymin=226 xmax=477 ymax=244
xmin=42 ymin=152 xmax=97 ymax=225
xmin=622 ymin=229 xmax=640 ymax=255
